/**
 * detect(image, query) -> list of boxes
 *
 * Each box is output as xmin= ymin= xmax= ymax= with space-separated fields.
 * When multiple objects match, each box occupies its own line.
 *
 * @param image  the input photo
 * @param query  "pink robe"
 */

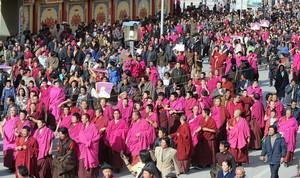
xmin=33 ymin=127 xmax=55 ymax=160
xmin=187 ymin=114 xmax=202 ymax=147
xmin=145 ymin=112 xmax=159 ymax=127
xmin=184 ymin=98 xmax=198 ymax=117
xmin=106 ymin=119 xmax=129 ymax=153
xmin=207 ymin=77 xmax=220 ymax=93
xmin=40 ymin=86 xmax=52 ymax=111
xmin=278 ymin=117 xmax=298 ymax=152
xmin=3 ymin=116 xmax=19 ymax=151
xmin=227 ymin=117 xmax=250 ymax=149
xmin=102 ymin=105 xmax=114 ymax=120
xmin=251 ymin=100 xmax=265 ymax=128
xmin=126 ymin=119 xmax=156 ymax=156
xmin=76 ymin=123 xmax=100 ymax=169
xmin=149 ymin=66 xmax=159 ymax=86
xmin=59 ymin=114 xmax=72 ymax=128
xmin=116 ymin=105 xmax=133 ymax=124
xmin=68 ymin=122 xmax=83 ymax=140
xmin=247 ymin=86 xmax=263 ymax=101
xmin=49 ymin=87 xmax=65 ymax=122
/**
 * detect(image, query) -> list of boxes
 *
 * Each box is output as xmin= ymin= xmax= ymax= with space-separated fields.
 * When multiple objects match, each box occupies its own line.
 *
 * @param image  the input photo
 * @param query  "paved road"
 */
xmin=0 ymin=61 xmax=299 ymax=178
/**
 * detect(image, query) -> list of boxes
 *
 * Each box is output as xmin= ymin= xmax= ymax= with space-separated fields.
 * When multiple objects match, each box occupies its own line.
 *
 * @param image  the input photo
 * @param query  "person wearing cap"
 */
xmin=101 ymin=163 xmax=116 ymax=178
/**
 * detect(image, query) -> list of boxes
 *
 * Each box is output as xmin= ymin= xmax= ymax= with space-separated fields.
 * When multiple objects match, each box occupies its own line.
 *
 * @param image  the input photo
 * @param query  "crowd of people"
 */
xmin=0 ymin=1 xmax=300 ymax=178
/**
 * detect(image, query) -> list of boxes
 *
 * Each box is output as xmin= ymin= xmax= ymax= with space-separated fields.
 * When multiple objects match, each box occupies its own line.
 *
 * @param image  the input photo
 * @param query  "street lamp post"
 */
xmin=160 ymin=0 xmax=164 ymax=36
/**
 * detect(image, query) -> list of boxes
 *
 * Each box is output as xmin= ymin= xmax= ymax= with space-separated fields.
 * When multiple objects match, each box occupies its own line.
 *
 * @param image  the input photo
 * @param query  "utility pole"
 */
xmin=160 ymin=0 xmax=164 ymax=36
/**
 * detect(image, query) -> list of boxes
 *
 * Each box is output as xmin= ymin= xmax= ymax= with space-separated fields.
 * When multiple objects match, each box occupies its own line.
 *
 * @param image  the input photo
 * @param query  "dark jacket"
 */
xmin=261 ymin=133 xmax=287 ymax=165
xmin=217 ymin=171 xmax=236 ymax=178
xmin=275 ymin=69 xmax=289 ymax=98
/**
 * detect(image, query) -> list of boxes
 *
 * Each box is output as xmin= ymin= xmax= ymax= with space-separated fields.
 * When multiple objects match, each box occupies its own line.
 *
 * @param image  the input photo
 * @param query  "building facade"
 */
xmin=22 ymin=0 xmax=173 ymax=34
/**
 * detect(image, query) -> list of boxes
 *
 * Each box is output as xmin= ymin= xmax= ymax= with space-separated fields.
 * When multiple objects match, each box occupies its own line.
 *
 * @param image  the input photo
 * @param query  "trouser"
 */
xmin=269 ymin=164 xmax=280 ymax=178
xmin=203 ymin=44 xmax=210 ymax=57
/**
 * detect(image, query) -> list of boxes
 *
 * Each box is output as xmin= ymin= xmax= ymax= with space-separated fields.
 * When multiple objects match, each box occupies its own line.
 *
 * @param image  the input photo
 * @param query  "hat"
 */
xmin=166 ymin=172 xmax=177 ymax=178
xmin=101 ymin=163 xmax=113 ymax=170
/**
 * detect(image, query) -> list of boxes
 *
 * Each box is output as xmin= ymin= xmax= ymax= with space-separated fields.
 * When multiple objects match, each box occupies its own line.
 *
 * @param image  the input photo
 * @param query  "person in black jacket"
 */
xmin=274 ymin=65 xmax=289 ymax=102
xmin=260 ymin=125 xmax=287 ymax=178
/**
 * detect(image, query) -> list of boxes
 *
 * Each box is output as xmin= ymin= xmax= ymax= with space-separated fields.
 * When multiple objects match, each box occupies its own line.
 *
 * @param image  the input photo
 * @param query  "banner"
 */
xmin=24 ymin=0 xmax=35 ymax=5
xmin=95 ymin=82 xmax=113 ymax=98
xmin=45 ymin=0 xmax=64 ymax=4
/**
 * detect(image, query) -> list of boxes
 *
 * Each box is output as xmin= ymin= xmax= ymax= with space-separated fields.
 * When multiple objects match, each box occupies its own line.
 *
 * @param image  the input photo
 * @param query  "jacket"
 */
xmin=1 ymin=86 xmax=15 ymax=103
xmin=217 ymin=171 xmax=236 ymax=178
xmin=261 ymin=133 xmax=287 ymax=165
xmin=153 ymin=147 xmax=180 ymax=178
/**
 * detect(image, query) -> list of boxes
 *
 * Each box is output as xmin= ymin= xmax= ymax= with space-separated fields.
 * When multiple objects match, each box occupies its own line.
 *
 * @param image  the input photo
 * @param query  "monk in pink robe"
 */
xmin=116 ymin=98 xmax=133 ymax=124
xmin=247 ymin=81 xmax=263 ymax=101
xmin=126 ymin=111 xmax=155 ymax=165
xmin=249 ymin=94 xmax=265 ymax=149
xmin=100 ymin=98 xmax=114 ymax=120
xmin=166 ymin=93 xmax=184 ymax=134
xmin=33 ymin=120 xmax=55 ymax=178
xmin=278 ymin=110 xmax=299 ymax=165
xmin=76 ymin=114 xmax=100 ymax=178
xmin=56 ymin=106 xmax=73 ymax=131
xmin=184 ymin=92 xmax=198 ymax=117
xmin=49 ymin=82 xmax=65 ymax=122
xmin=227 ymin=110 xmax=250 ymax=164
xmin=187 ymin=106 xmax=202 ymax=147
xmin=68 ymin=113 xmax=83 ymax=140
xmin=106 ymin=110 xmax=129 ymax=171
xmin=79 ymin=100 xmax=95 ymax=119
xmin=211 ymin=98 xmax=230 ymax=148
xmin=0 ymin=108 xmax=19 ymax=171
xmin=144 ymin=104 xmax=159 ymax=129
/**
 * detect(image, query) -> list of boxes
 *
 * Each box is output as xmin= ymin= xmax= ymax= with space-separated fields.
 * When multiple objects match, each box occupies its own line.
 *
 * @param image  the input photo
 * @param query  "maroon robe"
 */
xmin=249 ymin=100 xmax=265 ymax=149
xmin=79 ymin=109 xmax=95 ymax=119
xmin=211 ymin=105 xmax=230 ymax=148
xmin=15 ymin=137 xmax=39 ymax=178
xmin=192 ymin=117 xmax=217 ymax=167
xmin=240 ymin=96 xmax=253 ymax=122
xmin=226 ymin=100 xmax=244 ymax=119
xmin=92 ymin=116 xmax=109 ymax=164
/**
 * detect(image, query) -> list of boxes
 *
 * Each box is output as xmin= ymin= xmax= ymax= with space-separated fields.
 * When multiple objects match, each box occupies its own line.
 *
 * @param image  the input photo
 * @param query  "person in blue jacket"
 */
xmin=260 ymin=125 xmax=287 ymax=178
xmin=1 ymin=80 xmax=15 ymax=105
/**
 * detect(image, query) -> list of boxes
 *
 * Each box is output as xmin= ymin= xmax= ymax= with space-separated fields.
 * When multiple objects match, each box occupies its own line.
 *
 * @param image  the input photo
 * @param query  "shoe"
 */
xmin=284 ymin=163 xmax=289 ymax=167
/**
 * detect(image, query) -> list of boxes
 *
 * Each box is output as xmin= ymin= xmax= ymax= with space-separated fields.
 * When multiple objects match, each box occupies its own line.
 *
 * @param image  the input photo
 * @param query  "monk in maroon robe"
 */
xmin=211 ymin=46 xmax=221 ymax=72
xmin=15 ymin=126 xmax=39 ymax=178
xmin=155 ymin=93 xmax=169 ymax=129
xmin=92 ymin=108 xmax=109 ymax=165
xmin=170 ymin=115 xmax=194 ymax=173
xmin=249 ymin=94 xmax=265 ymax=149
xmin=226 ymin=95 xmax=244 ymax=118
xmin=221 ymin=76 xmax=235 ymax=97
xmin=211 ymin=97 xmax=230 ymax=148
xmin=240 ymin=90 xmax=254 ymax=122
xmin=105 ymin=109 xmax=129 ymax=172
xmin=33 ymin=119 xmax=55 ymax=178
xmin=227 ymin=110 xmax=250 ymax=165
xmin=192 ymin=108 xmax=217 ymax=167
xmin=79 ymin=100 xmax=95 ymax=119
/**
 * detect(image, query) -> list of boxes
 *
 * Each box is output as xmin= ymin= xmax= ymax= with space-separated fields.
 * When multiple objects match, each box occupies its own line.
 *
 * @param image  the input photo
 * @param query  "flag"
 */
xmin=95 ymin=82 xmax=114 ymax=98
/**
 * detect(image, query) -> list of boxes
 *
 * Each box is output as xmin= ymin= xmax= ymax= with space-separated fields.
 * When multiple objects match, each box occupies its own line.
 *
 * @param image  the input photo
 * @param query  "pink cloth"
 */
xmin=40 ymin=86 xmax=52 ymax=111
xmin=184 ymin=98 xmax=198 ymax=117
xmin=170 ymin=99 xmax=184 ymax=111
xmin=76 ymin=123 xmax=100 ymax=169
xmin=126 ymin=119 xmax=156 ymax=156
xmin=247 ymin=86 xmax=263 ymax=101
xmin=106 ymin=119 xmax=129 ymax=153
xmin=187 ymin=114 xmax=202 ymax=146
xmin=68 ymin=122 xmax=83 ymax=140
xmin=227 ymin=117 xmax=250 ymax=149
xmin=146 ymin=113 xmax=159 ymax=126
xmin=33 ymin=127 xmax=55 ymax=160
xmin=60 ymin=114 xmax=72 ymax=128
xmin=149 ymin=66 xmax=159 ymax=86
xmin=207 ymin=77 xmax=220 ymax=93
xmin=251 ymin=100 xmax=265 ymax=128
xmin=116 ymin=105 xmax=133 ymax=124
xmin=278 ymin=117 xmax=299 ymax=152
xmin=3 ymin=116 xmax=19 ymax=151
xmin=103 ymin=105 xmax=114 ymax=120
xmin=49 ymin=87 xmax=65 ymax=122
